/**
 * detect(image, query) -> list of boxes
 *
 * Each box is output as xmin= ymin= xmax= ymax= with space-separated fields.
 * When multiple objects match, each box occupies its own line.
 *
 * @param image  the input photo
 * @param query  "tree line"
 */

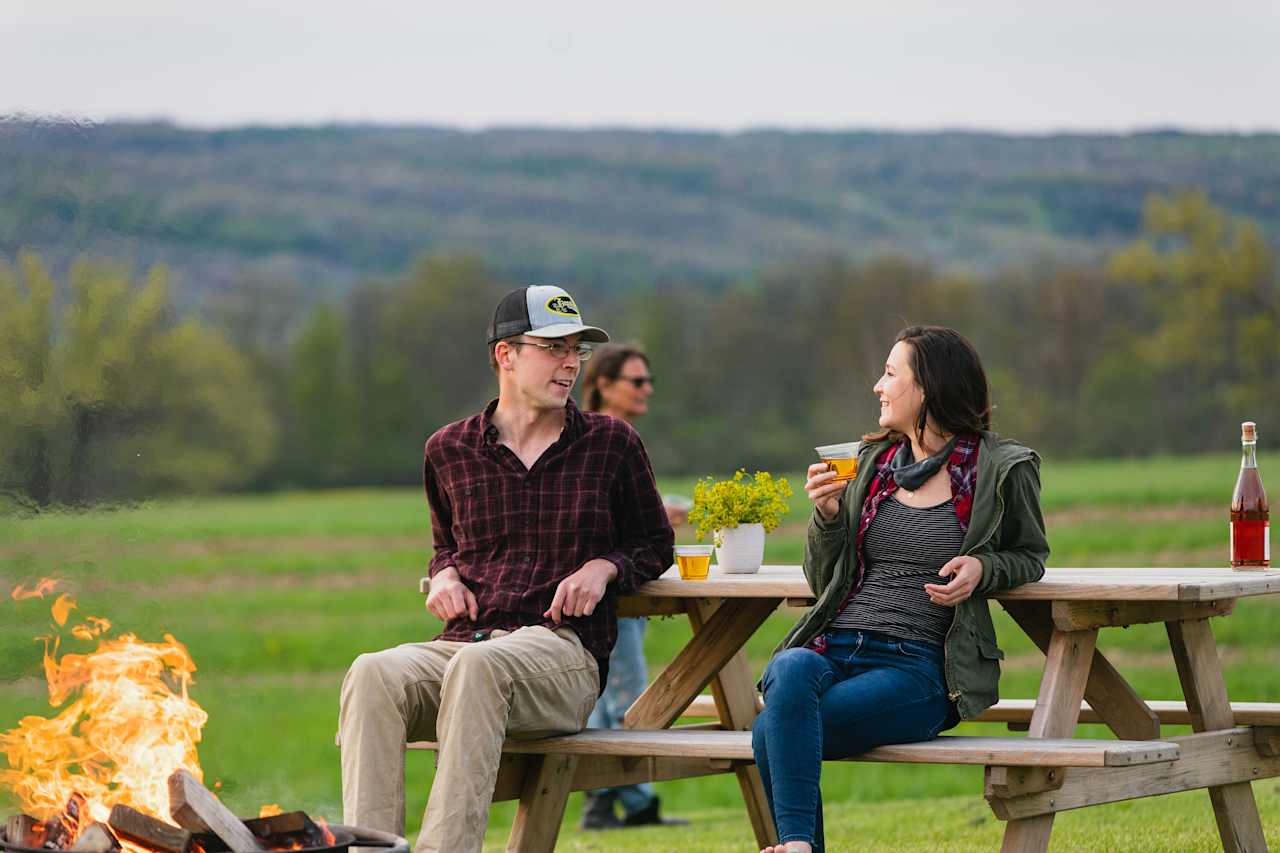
xmin=1 ymin=191 xmax=1277 ymax=506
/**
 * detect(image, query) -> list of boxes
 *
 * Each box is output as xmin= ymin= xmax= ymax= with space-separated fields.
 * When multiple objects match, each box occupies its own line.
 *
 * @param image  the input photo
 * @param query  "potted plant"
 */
xmin=687 ymin=470 xmax=793 ymax=574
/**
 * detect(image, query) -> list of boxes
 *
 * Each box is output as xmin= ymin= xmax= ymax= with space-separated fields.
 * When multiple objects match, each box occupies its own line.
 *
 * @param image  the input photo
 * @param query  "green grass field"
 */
xmin=2 ymin=452 xmax=1277 ymax=851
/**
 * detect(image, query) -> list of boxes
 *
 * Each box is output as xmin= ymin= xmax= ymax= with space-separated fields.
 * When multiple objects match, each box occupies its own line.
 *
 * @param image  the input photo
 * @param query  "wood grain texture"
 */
xmin=989 ymin=728 xmax=1280 ymax=820
xmin=673 ymin=695 xmax=1280 ymax=727
xmin=1000 ymin=624 xmax=1097 ymax=853
xmin=6 ymin=816 xmax=41 ymax=849
xmin=1167 ymin=619 xmax=1267 ymax=853
xmin=505 ymin=754 xmax=576 ymax=853
xmin=616 ymin=566 xmax=1280 ymax=601
xmin=686 ymin=599 xmax=777 ymax=850
xmin=407 ymin=730 xmax=1178 ymax=767
xmin=69 ymin=824 xmax=120 ymax=853
xmin=985 ymin=766 xmax=1065 ymax=799
xmin=623 ymin=597 xmax=777 ymax=730
xmin=1051 ymin=599 xmax=1235 ymax=630
xmin=168 ymin=769 xmax=263 ymax=852
xmin=422 ymin=568 xmax=1280 ymax=603
xmin=1002 ymin=600 xmax=1161 ymax=740
xmin=108 ymin=805 xmax=191 ymax=853
xmin=489 ymin=753 xmax=735 ymax=802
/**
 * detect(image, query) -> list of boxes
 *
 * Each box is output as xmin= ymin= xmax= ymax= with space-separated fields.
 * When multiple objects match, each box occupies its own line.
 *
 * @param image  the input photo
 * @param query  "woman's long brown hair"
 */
xmin=863 ymin=326 xmax=991 ymax=447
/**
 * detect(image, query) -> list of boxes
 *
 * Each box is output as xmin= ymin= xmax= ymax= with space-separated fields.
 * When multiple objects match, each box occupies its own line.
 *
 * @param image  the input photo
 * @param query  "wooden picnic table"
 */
xmin=616 ymin=565 xmax=1280 ymax=852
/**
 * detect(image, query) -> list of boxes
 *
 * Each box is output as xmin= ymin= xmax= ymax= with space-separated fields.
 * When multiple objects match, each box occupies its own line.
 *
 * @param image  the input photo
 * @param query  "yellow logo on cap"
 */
xmin=546 ymin=295 xmax=580 ymax=317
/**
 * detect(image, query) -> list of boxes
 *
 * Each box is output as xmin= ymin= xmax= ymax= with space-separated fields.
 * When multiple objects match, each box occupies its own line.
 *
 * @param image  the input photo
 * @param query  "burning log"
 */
xmin=5 ymin=815 xmax=44 ymax=848
xmin=41 ymin=816 xmax=73 ymax=850
xmin=68 ymin=823 xmax=119 ymax=853
xmin=245 ymin=814 xmax=324 ymax=849
xmin=167 ymin=771 xmax=263 ymax=852
xmin=107 ymin=806 xmax=191 ymax=853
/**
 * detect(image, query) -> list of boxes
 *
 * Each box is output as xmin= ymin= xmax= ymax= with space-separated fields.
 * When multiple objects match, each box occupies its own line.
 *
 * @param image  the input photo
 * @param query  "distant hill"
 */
xmin=2 ymin=120 xmax=1279 ymax=297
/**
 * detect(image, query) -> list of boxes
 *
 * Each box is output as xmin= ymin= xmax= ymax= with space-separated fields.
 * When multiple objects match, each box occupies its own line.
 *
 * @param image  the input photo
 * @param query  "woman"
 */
xmin=752 ymin=326 xmax=1049 ymax=853
xmin=578 ymin=343 xmax=688 ymax=830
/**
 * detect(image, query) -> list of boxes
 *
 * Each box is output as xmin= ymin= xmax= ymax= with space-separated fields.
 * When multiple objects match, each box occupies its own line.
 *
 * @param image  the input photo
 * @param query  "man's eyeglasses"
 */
xmin=618 ymin=376 xmax=655 ymax=388
xmin=507 ymin=340 xmax=595 ymax=362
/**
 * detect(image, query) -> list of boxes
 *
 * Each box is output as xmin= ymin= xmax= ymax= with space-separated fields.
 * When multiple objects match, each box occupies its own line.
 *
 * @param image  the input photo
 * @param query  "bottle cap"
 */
xmin=1242 ymin=421 xmax=1257 ymax=442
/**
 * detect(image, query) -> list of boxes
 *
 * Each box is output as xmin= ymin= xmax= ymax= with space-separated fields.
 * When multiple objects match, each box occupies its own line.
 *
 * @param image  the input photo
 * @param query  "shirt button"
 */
xmin=522 ymin=555 xmax=531 ymax=563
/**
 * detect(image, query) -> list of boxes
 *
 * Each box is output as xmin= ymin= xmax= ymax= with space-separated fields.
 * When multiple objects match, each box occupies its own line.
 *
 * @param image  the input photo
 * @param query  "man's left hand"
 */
xmin=545 ymin=558 xmax=618 ymax=623
xmin=924 ymin=556 xmax=983 ymax=606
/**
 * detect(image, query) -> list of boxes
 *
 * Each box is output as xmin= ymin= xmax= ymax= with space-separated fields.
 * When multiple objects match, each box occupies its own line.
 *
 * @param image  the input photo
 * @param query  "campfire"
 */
xmin=1 ymin=582 xmax=396 ymax=853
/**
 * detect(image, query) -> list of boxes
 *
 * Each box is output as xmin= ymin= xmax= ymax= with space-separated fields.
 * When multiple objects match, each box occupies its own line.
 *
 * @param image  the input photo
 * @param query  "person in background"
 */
xmin=577 ymin=342 xmax=690 ymax=830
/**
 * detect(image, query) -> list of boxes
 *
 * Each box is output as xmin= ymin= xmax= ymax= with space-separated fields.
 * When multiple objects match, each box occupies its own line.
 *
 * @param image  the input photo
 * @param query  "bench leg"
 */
xmin=506 ymin=754 xmax=577 ymax=853
xmin=1000 ymin=626 xmax=1098 ymax=853
xmin=1167 ymin=618 xmax=1268 ymax=853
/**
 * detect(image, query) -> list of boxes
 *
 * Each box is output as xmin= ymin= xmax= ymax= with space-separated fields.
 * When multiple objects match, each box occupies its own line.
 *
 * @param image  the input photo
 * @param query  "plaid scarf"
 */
xmin=808 ymin=433 xmax=980 ymax=653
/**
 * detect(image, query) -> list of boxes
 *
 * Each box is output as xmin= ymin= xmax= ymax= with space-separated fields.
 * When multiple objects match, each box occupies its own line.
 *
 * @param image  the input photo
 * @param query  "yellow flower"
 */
xmin=687 ymin=470 xmax=793 ymax=544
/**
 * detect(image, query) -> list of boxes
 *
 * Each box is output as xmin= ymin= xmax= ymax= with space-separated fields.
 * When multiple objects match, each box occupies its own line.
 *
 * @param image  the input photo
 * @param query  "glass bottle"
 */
xmin=1230 ymin=421 xmax=1270 ymax=570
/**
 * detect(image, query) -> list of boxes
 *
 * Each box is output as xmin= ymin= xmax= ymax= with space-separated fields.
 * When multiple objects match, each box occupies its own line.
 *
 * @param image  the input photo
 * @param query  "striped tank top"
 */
xmin=831 ymin=494 xmax=966 ymax=646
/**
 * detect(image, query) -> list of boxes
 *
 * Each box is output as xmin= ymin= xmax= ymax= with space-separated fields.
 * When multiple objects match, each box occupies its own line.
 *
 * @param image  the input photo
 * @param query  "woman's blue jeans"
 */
xmin=751 ymin=630 xmax=954 ymax=851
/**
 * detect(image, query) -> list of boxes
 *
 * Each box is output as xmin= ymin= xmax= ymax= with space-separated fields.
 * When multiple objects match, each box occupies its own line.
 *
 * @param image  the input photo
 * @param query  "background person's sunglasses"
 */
xmin=620 ymin=376 xmax=655 ymax=388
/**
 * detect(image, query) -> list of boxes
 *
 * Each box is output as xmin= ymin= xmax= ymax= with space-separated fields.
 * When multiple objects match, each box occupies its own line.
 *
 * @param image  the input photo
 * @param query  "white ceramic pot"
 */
xmin=715 ymin=523 xmax=765 ymax=574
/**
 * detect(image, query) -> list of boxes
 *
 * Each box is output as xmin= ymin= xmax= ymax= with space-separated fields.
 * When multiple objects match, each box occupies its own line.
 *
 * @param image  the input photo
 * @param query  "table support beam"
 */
xmin=989 ymin=727 xmax=1280 ymax=820
xmin=1000 ymin=626 xmax=1097 ymax=853
xmin=1167 ymin=618 xmax=1268 ymax=853
xmin=1003 ymin=601 xmax=1160 ymax=741
xmin=687 ymin=599 xmax=778 ymax=848
xmin=624 ymin=597 xmax=778 ymax=730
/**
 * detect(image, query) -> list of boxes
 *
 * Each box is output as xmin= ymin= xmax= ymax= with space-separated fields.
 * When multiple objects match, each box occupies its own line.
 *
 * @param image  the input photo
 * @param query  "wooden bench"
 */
xmin=681 ymin=694 xmax=1280 ymax=729
xmin=406 ymin=726 xmax=1188 ymax=843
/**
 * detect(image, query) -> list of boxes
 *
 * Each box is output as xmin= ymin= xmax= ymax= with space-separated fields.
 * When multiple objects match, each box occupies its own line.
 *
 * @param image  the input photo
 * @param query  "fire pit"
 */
xmin=0 ymin=823 xmax=407 ymax=853
xmin=2 ymin=584 xmax=409 ymax=853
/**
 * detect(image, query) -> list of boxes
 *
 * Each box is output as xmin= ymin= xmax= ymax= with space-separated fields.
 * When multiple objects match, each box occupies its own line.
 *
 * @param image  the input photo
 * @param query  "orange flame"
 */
xmin=2 ymin=586 xmax=209 ymax=849
xmin=314 ymin=817 xmax=336 ymax=847
xmin=259 ymin=804 xmax=283 ymax=818
xmin=12 ymin=578 xmax=59 ymax=601
xmin=50 ymin=594 xmax=77 ymax=627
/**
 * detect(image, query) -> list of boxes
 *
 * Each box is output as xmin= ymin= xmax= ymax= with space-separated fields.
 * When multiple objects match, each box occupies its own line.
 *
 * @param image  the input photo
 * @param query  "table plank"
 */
xmin=634 ymin=566 xmax=1280 ymax=602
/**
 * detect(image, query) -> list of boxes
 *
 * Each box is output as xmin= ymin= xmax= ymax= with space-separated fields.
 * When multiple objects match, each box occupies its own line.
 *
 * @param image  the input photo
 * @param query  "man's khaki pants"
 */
xmin=339 ymin=626 xmax=599 ymax=853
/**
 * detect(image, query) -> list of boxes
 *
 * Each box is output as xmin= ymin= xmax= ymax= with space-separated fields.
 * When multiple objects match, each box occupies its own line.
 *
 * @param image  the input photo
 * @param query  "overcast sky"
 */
xmin=5 ymin=1 xmax=1278 ymax=133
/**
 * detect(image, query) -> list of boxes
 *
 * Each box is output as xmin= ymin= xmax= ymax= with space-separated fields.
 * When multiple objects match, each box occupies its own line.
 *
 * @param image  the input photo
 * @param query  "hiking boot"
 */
xmin=580 ymin=793 xmax=624 ymax=831
xmin=621 ymin=795 xmax=689 ymax=827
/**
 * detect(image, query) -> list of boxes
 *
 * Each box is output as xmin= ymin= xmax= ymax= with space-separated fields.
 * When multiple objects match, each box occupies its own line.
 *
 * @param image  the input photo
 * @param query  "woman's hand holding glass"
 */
xmin=805 ymin=462 xmax=846 ymax=522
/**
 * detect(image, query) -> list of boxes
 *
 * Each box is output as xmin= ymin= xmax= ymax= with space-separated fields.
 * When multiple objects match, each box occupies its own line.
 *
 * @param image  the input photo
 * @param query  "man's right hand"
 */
xmin=806 ymin=462 xmax=845 ymax=523
xmin=426 ymin=567 xmax=479 ymax=622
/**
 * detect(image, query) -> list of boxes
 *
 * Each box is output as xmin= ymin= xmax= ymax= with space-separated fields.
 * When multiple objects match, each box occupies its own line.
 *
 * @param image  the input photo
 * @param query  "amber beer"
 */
xmin=815 ymin=442 xmax=861 ymax=482
xmin=674 ymin=545 xmax=713 ymax=580
xmin=1231 ymin=421 xmax=1270 ymax=570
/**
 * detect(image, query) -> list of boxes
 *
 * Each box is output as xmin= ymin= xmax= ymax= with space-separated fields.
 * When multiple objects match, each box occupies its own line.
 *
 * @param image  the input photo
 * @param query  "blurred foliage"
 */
xmin=1 ymin=191 xmax=1278 ymax=503
xmin=0 ymin=253 xmax=275 ymax=505
xmin=3 ymin=121 xmax=1280 ymax=298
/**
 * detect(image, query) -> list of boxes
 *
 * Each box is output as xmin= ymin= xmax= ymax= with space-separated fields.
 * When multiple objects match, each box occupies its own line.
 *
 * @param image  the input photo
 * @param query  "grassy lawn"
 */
xmin=1 ymin=451 xmax=1276 ymax=851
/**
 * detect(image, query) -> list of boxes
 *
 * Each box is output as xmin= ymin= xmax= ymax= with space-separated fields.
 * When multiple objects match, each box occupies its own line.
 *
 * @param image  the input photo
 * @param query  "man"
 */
xmin=338 ymin=285 xmax=674 ymax=853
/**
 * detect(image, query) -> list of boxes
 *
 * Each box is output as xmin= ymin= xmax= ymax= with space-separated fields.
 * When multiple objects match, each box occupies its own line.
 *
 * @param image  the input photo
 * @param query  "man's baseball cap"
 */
xmin=486 ymin=285 xmax=610 ymax=345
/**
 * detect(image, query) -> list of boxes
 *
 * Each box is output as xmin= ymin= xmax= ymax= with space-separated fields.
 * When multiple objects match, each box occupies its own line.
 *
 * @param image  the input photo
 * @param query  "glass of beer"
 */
xmin=815 ymin=441 xmax=861 ymax=482
xmin=674 ymin=544 xmax=714 ymax=580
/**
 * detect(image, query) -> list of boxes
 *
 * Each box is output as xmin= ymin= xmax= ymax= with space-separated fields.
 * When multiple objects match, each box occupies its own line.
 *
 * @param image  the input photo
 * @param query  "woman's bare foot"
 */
xmin=760 ymin=843 xmax=812 ymax=853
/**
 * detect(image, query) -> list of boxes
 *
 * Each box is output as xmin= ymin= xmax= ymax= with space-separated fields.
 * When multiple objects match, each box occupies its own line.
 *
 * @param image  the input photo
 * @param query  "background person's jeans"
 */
xmin=587 ymin=616 xmax=655 ymax=814
xmin=751 ymin=630 xmax=953 ymax=852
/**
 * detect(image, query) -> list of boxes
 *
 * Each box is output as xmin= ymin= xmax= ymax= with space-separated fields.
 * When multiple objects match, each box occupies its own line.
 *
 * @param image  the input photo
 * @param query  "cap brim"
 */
xmin=525 ymin=323 xmax=610 ymax=343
